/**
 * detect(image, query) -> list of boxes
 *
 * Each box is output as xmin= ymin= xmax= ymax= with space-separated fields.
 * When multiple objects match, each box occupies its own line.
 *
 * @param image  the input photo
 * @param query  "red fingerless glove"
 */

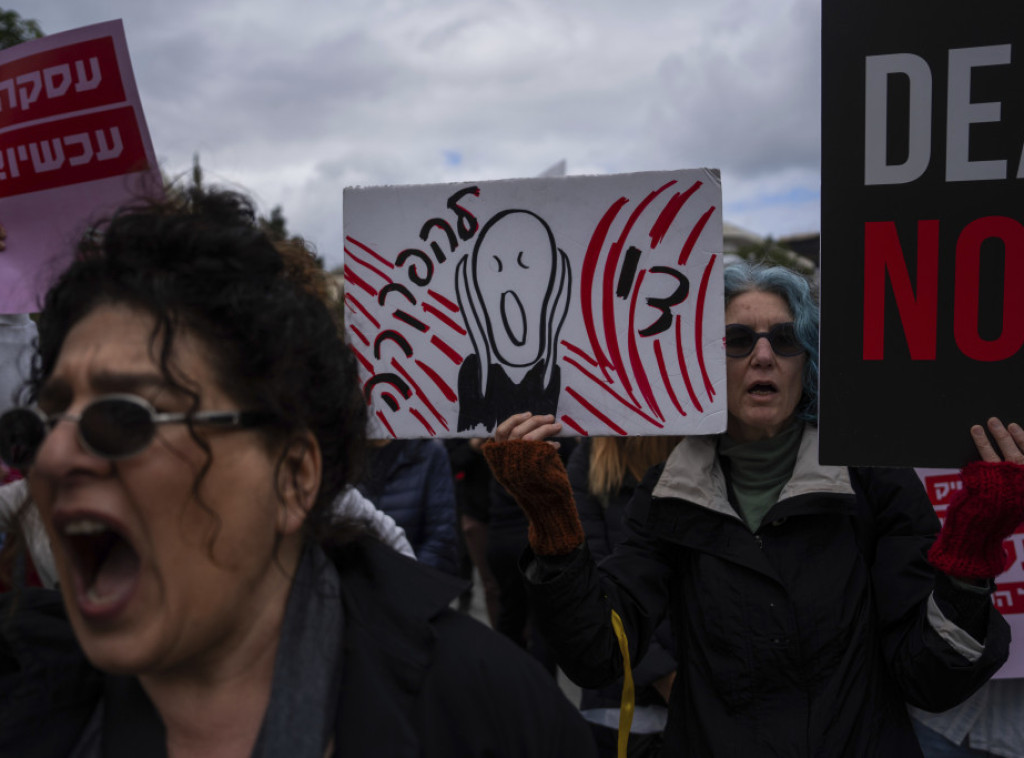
xmin=928 ymin=460 xmax=1024 ymax=579
xmin=482 ymin=440 xmax=584 ymax=556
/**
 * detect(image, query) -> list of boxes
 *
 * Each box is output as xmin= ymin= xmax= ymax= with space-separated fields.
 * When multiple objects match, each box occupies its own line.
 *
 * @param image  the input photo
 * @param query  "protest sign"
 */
xmin=821 ymin=1 xmax=1024 ymax=466
xmin=343 ymin=169 xmax=726 ymax=439
xmin=917 ymin=468 xmax=1024 ymax=677
xmin=0 ymin=20 xmax=161 ymax=314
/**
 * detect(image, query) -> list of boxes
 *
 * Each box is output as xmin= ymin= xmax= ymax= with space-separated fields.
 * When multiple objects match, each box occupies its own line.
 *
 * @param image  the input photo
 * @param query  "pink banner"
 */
xmin=0 ymin=20 xmax=161 ymax=314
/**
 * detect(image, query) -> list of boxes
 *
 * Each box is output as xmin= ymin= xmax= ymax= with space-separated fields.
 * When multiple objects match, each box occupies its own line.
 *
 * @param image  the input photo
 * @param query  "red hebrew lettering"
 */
xmin=863 ymin=221 xmax=939 ymax=360
xmin=0 ymin=37 xmax=125 ymax=127
xmin=0 ymin=105 xmax=148 ymax=198
xmin=992 ymin=581 xmax=1024 ymax=616
xmin=953 ymin=216 xmax=1024 ymax=361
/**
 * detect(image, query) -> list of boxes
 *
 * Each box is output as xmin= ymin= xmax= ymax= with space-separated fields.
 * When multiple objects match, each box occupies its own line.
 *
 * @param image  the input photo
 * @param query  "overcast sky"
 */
xmin=28 ymin=0 xmax=822 ymax=269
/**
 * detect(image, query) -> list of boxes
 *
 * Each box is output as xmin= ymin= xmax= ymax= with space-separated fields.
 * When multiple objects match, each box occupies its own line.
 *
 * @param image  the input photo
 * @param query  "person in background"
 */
xmin=356 ymin=438 xmax=459 ymax=575
xmin=0 ymin=222 xmax=43 ymax=588
xmin=0 ymin=185 xmax=596 ymax=756
xmin=484 ymin=261 xmax=1018 ymax=756
xmin=485 ymin=437 xmax=576 ymax=673
xmin=913 ymin=678 xmax=1024 ymax=757
xmin=568 ymin=435 xmax=681 ymax=757
xmin=446 ymin=437 xmax=501 ymax=623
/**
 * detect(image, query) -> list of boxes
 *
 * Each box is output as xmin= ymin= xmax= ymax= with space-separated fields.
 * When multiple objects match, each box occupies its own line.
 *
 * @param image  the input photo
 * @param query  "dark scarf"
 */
xmin=72 ymin=545 xmax=343 ymax=757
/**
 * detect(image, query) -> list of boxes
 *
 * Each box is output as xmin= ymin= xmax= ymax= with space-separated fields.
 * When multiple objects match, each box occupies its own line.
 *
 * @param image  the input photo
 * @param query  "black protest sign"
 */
xmin=821 ymin=0 xmax=1024 ymax=467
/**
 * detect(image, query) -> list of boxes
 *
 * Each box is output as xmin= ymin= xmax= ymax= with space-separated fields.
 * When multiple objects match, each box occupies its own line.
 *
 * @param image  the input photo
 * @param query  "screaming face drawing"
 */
xmin=455 ymin=209 xmax=571 ymax=432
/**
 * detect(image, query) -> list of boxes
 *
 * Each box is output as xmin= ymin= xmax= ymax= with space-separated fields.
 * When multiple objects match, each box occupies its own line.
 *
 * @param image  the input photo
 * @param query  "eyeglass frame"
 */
xmin=0 ymin=393 xmax=273 ymax=470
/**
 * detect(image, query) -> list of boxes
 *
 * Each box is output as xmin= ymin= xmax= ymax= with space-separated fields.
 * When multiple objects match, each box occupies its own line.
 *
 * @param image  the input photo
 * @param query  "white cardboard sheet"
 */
xmin=344 ymin=169 xmax=726 ymax=439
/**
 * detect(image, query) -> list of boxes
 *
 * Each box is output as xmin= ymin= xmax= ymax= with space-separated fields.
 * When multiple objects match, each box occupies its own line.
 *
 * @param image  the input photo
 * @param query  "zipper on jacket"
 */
xmin=754 ymin=534 xmax=764 ymax=549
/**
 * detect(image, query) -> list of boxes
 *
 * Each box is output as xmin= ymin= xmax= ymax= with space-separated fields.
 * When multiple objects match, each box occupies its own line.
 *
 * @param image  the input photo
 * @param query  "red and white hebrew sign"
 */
xmin=0 ymin=20 xmax=161 ymax=314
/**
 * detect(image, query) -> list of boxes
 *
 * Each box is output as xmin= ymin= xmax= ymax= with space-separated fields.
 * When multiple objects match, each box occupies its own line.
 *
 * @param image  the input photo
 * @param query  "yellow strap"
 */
xmin=610 ymin=608 xmax=635 ymax=758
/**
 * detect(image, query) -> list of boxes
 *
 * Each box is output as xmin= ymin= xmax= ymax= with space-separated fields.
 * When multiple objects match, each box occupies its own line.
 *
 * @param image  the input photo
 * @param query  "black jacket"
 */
xmin=0 ymin=538 xmax=595 ymax=757
xmin=357 ymin=440 xmax=459 ymax=574
xmin=567 ymin=439 xmax=675 ymax=714
xmin=526 ymin=427 xmax=1010 ymax=757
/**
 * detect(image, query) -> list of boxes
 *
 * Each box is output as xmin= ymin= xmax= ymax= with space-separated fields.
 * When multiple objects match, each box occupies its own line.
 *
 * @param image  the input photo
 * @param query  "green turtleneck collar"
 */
xmin=718 ymin=422 xmax=803 ymax=532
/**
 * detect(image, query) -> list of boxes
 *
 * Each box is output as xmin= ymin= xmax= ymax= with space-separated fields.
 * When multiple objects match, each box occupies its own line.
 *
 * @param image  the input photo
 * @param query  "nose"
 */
xmin=749 ymin=334 xmax=776 ymax=365
xmin=31 ymin=414 xmax=104 ymax=478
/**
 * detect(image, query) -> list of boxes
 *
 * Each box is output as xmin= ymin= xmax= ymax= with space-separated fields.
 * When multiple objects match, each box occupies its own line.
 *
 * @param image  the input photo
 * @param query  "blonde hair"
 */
xmin=587 ymin=436 xmax=682 ymax=501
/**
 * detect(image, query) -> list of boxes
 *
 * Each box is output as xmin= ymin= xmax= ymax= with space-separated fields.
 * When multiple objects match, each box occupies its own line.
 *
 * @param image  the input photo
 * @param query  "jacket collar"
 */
xmin=651 ymin=425 xmax=854 ymax=519
xmin=329 ymin=538 xmax=467 ymax=757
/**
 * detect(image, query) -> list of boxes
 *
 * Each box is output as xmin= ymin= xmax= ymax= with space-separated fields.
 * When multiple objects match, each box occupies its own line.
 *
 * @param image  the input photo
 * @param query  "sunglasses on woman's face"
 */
xmin=724 ymin=322 xmax=804 ymax=358
xmin=0 ymin=393 xmax=272 ymax=471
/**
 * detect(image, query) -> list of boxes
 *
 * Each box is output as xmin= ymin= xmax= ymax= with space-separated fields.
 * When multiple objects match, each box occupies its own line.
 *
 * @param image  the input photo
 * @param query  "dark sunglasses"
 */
xmin=724 ymin=322 xmax=804 ymax=358
xmin=0 ymin=393 xmax=273 ymax=471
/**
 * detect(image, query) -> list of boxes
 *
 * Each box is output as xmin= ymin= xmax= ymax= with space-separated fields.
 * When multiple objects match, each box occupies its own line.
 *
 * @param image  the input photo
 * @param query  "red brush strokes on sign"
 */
xmin=415 ymin=359 xmax=457 ymax=402
xmin=349 ymin=325 xmax=370 ymax=347
xmin=344 ymin=247 xmax=393 ymax=285
xmin=431 ymin=335 xmax=464 ymax=365
xmin=678 ymin=206 xmax=716 ymax=266
xmin=346 ymin=236 xmax=394 ymax=269
xmin=343 ymin=266 xmax=378 ymax=297
xmin=648 ymin=181 xmax=701 ymax=248
xmin=0 ymin=36 xmax=126 ymax=129
xmin=565 ymin=386 xmax=627 ymax=435
xmin=428 ymin=289 xmax=459 ymax=312
xmin=695 ymin=255 xmax=717 ymax=401
xmin=675 ymin=315 xmax=702 ymax=413
xmin=562 ymin=356 xmax=662 ymax=427
xmin=654 ymin=340 xmax=686 ymax=417
xmin=375 ymin=410 xmax=397 ymax=438
xmin=391 ymin=358 xmax=448 ymax=432
xmin=408 ymin=407 xmax=436 ymax=436
xmin=0 ymin=106 xmax=149 ymax=198
xmin=560 ymin=415 xmax=589 ymax=437
xmin=600 ymin=182 xmax=678 ymax=407
xmin=581 ymin=198 xmax=628 ymax=382
xmin=345 ymin=293 xmax=380 ymax=329
xmin=561 ymin=340 xmax=599 ymax=368
xmin=422 ymin=302 xmax=467 ymax=335
xmin=626 ymin=270 xmax=664 ymax=420
xmin=349 ymin=344 xmax=373 ymax=374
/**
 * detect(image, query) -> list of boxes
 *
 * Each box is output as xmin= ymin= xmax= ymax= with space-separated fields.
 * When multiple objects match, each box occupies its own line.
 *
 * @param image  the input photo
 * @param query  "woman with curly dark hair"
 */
xmin=0 ymin=187 xmax=594 ymax=757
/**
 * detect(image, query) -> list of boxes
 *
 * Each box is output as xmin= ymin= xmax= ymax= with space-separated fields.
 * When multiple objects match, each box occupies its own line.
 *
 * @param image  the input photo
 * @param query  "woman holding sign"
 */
xmin=0 ymin=187 xmax=595 ymax=757
xmin=484 ymin=261 xmax=1019 ymax=757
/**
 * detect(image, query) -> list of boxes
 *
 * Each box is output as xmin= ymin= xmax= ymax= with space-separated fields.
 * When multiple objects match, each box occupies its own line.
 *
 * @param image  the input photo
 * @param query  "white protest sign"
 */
xmin=343 ymin=169 xmax=726 ymax=439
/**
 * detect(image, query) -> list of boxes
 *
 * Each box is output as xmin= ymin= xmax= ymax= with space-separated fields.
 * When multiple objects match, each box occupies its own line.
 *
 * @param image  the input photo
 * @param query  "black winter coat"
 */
xmin=526 ymin=427 xmax=1010 ymax=757
xmin=0 ymin=538 xmax=596 ymax=757
xmin=357 ymin=439 xmax=459 ymax=574
xmin=567 ymin=439 xmax=676 ymax=714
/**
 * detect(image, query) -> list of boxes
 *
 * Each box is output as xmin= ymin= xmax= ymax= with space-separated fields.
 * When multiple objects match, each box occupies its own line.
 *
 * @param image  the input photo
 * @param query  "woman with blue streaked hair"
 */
xmin=721 ymin=260 xmax=819 ymax=423
xmin=482 ymin=260 xmax=1024 ymax=757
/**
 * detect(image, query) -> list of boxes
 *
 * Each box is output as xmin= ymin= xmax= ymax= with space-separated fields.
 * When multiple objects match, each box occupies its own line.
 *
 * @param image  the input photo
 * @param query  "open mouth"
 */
xmin=58 ymin=517 xmax=141 ymax=618
xmin=747 ymin=382 xmax=778 ymax=396
xmin=500 ymin=290 xmax=527 ymax=346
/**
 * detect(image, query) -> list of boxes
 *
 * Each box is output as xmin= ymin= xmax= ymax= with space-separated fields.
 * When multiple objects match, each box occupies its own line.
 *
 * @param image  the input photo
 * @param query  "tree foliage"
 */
xmin=733 ymin=236 xmax=816 ymax=275
xmin=0 ymin=8 xmax=43 ymax=50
